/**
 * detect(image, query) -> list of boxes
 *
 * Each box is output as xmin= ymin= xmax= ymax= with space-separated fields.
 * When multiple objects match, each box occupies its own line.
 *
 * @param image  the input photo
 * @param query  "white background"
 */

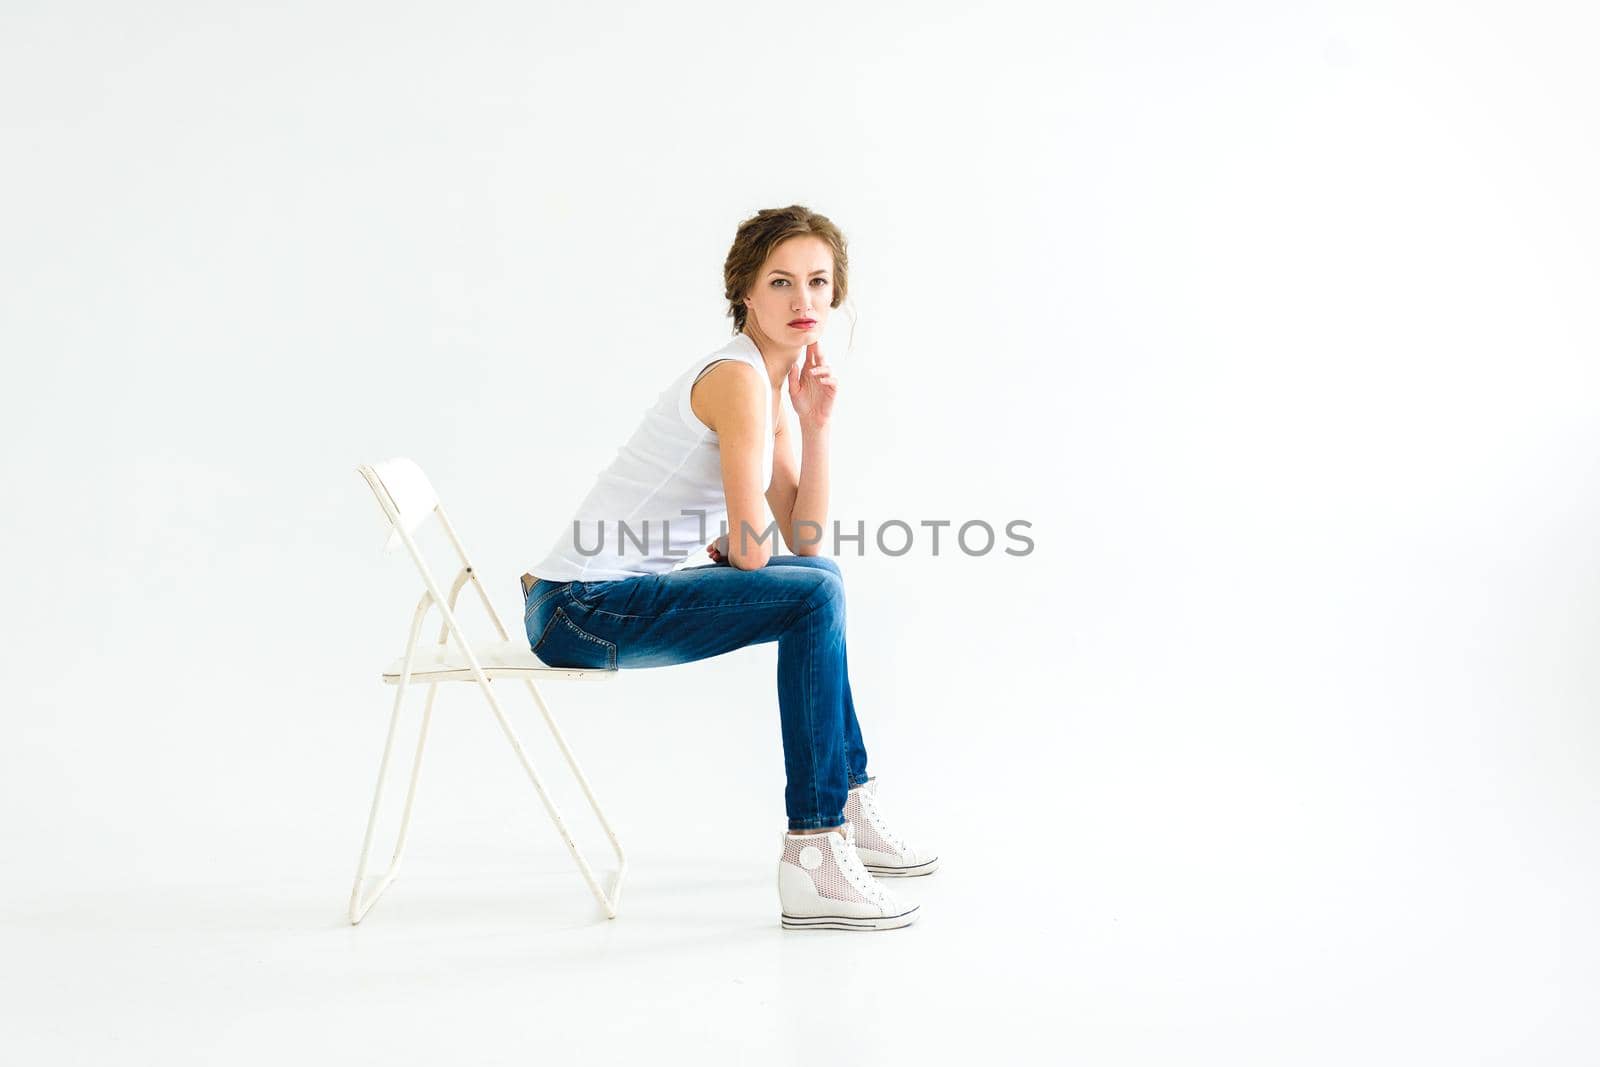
xmin=3 ymin=1 xmax=1596 ymax=1062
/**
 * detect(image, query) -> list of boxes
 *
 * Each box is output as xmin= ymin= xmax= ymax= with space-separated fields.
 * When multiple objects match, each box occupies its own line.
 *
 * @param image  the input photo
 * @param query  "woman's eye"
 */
xmin=811 ymin=277 xmax=828 ymax=286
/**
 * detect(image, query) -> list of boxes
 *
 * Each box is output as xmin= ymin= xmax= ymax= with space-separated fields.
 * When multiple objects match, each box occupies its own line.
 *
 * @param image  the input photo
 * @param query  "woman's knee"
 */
xmin=799 ymin=568 xmax=845 ymax=616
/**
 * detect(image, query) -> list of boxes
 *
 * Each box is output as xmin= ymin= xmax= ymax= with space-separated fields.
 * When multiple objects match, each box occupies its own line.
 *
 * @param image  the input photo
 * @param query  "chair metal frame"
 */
xmin=349 ymin=458 xmax=626 ymax=924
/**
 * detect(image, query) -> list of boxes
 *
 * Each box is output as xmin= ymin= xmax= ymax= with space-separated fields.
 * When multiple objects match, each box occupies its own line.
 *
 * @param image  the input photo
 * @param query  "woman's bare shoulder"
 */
xmin=690 ymin=358 xmax=765 ymax=434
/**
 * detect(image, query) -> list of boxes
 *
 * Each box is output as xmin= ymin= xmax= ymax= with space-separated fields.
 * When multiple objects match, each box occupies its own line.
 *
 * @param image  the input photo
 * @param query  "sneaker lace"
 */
xmin=836 ymin=831 xmax=889 ymax=905
xmin=859 ymin=789 xmax=911 ymax=855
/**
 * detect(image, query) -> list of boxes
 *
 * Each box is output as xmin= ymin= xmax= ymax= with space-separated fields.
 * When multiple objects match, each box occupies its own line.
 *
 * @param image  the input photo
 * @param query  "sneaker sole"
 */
xmin=781 ymin=905 xmax=920 ymax=931
xmin=862 ymin=857 xmax=940 ymax=877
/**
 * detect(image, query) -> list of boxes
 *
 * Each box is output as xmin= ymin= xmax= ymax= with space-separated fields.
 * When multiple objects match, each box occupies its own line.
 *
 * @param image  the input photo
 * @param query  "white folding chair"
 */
xmin=348 ymin=457 xmax=626 ymax=924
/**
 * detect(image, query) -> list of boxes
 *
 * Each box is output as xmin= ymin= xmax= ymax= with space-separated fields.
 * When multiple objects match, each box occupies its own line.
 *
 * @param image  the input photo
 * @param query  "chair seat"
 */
xmin=382 ymin=639 xmax=617 ymax=684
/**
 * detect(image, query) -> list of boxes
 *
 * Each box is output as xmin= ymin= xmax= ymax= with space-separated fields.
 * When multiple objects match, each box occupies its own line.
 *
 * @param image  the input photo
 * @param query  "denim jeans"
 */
xmin=522 ymin=555 xmax=871 ymax=830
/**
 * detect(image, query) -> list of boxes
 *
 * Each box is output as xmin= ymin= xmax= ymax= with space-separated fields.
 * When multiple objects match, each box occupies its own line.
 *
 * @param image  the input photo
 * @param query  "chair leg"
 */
xmin=348 ymin=675 xmax=439 ymax=924
xmin=523 ymin=678 xmax=628 ymax=914
xmin=472 ymin=678 xmax=627 ymax=919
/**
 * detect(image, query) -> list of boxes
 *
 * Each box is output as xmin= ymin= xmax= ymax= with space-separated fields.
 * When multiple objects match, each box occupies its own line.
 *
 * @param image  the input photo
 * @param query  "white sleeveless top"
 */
xmin=530 ymin=332 xmax=779 ymax=581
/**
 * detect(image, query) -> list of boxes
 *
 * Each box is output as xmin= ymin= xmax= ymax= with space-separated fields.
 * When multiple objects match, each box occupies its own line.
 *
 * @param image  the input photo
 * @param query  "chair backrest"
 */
xmin=356 ymin=457 xmax=513 ymax=650
xmin=358 ymin=457 xmax=440 ymax=554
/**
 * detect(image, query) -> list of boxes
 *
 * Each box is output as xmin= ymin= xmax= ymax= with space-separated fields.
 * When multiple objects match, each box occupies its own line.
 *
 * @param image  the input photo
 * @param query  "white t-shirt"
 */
xmin=529 ymin=332 xmax=780 ymax=581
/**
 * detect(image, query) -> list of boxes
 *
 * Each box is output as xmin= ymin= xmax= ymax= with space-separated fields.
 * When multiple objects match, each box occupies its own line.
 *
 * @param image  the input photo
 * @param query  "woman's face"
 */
xmin=743 ymin=235 xmax=835 ymax=350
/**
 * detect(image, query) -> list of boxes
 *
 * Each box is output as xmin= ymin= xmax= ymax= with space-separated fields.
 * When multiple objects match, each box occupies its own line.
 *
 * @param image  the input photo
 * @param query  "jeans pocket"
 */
xmin=529 ymin=605 xmax=617 ymax=670
xmin=524 ymin=580 xmax=564 ymax=624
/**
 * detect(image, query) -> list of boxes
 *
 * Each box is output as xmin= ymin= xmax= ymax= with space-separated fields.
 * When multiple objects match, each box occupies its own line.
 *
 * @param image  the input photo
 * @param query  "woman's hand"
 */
xmin=706 ymin=533 xmax=729 ymax=563
xmin=787 ymin=340 xmax=837 ymax=431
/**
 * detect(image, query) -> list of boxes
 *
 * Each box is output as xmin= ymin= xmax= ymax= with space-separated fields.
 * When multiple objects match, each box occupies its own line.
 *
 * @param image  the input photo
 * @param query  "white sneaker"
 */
xmin=844 ymin=778 xmax=940 ymax=877
xmin=778 ymin=822 xmax=920 ymax=931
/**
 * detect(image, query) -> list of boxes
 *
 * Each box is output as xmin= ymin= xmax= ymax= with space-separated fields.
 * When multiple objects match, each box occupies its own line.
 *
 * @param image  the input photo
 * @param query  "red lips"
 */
xmin=788 ymin=319 xmax=816 ymax=328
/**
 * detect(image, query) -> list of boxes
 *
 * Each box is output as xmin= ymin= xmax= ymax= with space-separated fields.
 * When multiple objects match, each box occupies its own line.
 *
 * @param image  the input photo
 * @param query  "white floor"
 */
xmin=3 ymin=827 xmax=1593 ymax=1065
xmin=4 ymin=639 xmax=1596 ymax=1065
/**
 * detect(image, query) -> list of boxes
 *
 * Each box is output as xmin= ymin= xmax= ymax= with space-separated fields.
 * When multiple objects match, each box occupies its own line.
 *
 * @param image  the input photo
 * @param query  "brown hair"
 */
xmin=723 ymin=205 xmax=849 ymax=334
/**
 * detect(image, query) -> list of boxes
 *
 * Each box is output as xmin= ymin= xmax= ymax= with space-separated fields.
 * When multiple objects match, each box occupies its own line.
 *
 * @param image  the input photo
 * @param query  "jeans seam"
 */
xmin=776 ymin=578 xmax=839 ymax=634
xmin=532 ymin=607 xmax=617 ymax=669
xmin=558 ymin=609 xmax=616 ymax=668
xmin=525 ymin=585 xmax=565 ymax=620
xmin=807 ymin=604 xmax=822 ymax=827
xmin=583 ymin=597 xmax=818 ymax=622
xmin=562 ymin=614 xmax=614 ymax=651
xmin=529 ymin=607 xmax=564 ymax=655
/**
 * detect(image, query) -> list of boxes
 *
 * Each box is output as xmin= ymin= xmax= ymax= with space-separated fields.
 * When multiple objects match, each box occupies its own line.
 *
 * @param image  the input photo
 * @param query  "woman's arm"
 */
xmin=765 ymin=409 xmax=802 ymax=551
xmin=693 ymin=360 xmax=777 ymax=570
xmin=783 ymin=417 xmax=830 ymax=555
xmin=784 ymin=342 xmax=837 ymax=555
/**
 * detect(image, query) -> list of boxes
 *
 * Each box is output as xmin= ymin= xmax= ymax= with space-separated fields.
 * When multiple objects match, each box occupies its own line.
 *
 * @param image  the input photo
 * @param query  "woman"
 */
xmin=521 ymin=205 xmax=936 ymax=932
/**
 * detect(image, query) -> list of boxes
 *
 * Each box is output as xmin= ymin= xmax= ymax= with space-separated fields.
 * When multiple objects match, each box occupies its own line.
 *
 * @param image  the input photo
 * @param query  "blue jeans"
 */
xmin=522 ymin=555 xmax=871 ymax=830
